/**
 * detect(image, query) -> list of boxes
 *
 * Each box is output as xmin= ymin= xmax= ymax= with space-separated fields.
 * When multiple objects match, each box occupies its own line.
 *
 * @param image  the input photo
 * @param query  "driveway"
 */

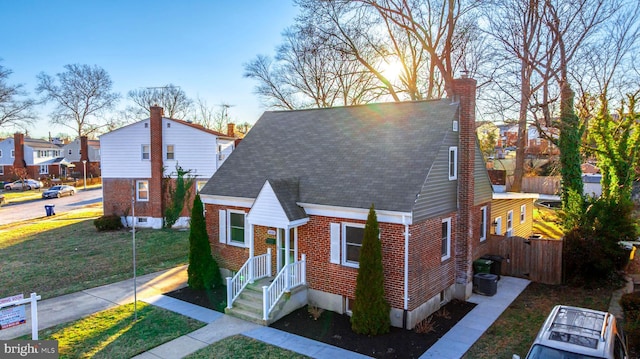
xmin=0 ymin=187 xmax=102 ymax=226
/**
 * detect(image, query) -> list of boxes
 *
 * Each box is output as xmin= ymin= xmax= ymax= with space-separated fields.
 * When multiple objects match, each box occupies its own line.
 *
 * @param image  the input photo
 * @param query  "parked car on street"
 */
xmin=42 ymin=185 xmax=76 ymax=199
xmin=4 ymin=179 xmax=43 ymax=191
xmin=515 ymin=305 xmax=629 ymax=359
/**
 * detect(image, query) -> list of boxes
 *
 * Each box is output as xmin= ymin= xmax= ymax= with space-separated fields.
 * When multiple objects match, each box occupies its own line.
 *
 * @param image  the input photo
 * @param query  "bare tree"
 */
xmin=127 ymin=84 xmax=193 ymax=119
xmin=36 ymin=64 xmax=120 ymax=138
xmin=0 ymin=62 xmax=36 ymax=131
xmin=191 ymin=97 xmax=235 ymax=133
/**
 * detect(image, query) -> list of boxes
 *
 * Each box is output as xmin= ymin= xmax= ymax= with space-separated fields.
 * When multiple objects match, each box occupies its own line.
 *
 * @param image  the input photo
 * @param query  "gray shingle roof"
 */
xmin=267 ymin=177 xmax=307 ymax=221
xmin=201 ymin=99 xmax=458 ymax=213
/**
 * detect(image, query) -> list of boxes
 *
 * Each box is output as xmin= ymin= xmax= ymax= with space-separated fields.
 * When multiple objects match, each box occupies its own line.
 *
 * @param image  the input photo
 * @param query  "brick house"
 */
xmin=100 ymin=106 xmax=236 ymax=229
xmin=0 ymin=133 xmax=72 ymax=182
xmin=199 ymin=78 xmax=495 ymax=328
xmin=62 ymin=136 xmax=101 ymax=178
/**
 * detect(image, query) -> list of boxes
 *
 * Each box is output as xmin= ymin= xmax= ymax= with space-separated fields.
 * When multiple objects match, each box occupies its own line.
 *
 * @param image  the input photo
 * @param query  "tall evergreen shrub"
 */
xmin=187 ymin=194 xmax=222 ymax=289
xmin=351 ymin=204 xmax=390 ymax=335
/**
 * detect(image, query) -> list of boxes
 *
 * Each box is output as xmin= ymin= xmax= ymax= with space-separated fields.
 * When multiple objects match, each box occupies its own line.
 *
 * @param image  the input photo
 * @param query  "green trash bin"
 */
xmin=473 ymin=258 xmax=493 ymax=274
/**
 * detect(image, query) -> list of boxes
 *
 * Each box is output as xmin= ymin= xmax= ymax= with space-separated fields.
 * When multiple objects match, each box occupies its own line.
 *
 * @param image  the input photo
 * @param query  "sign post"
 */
xmin=0 ymin=293 xmax=41 ymax=340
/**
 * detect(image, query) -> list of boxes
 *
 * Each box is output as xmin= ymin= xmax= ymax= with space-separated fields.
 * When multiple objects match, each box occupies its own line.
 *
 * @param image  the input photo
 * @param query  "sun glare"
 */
xmin=381 ymin=60 xmax=404 ymax=82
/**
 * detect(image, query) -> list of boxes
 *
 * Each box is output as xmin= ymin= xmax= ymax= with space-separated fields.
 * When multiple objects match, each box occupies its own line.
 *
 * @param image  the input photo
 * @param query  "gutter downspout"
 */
xmin=402 ymin=214 xmax=410 ymax=329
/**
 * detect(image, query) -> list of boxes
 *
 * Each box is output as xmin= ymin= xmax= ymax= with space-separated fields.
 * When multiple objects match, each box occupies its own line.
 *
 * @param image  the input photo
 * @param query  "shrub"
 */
xmin=621 ymin=292 xmax=640 ymax=352
xmin=351 ymin=204 xmax=390 ymax=335
xmin=94 ymin=215 xmax=124 ymax=231
xmin=187 ymin=194 xmax=222 ymax=289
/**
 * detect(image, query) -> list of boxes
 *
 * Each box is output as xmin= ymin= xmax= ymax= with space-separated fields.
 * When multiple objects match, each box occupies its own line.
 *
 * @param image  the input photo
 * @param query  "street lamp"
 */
xmin=82 ymin=160 xmax=87 ymax=190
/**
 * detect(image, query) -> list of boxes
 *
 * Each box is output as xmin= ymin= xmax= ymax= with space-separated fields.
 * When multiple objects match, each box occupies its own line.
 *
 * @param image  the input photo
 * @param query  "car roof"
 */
xmin=532 ymin=305 xmax=615 ymax=357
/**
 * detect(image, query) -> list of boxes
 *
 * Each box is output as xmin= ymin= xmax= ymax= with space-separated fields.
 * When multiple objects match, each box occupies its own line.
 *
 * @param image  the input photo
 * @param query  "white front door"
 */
xmin=277 ymin=228 xmax=297 ymax=272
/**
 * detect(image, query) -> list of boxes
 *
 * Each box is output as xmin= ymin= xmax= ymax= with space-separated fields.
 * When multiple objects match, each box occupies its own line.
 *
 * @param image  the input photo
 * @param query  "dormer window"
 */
xmin=448 ymin=146 xmax=458 ymax=180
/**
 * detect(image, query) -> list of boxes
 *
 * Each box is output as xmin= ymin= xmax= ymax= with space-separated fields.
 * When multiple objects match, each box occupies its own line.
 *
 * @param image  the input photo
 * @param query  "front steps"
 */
xmin=225 ymin=277 xmax=308 ymax=326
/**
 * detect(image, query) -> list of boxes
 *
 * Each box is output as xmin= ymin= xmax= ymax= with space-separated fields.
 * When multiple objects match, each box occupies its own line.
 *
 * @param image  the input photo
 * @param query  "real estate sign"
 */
xmin=0 ymin=294 xmax=26 ymax=329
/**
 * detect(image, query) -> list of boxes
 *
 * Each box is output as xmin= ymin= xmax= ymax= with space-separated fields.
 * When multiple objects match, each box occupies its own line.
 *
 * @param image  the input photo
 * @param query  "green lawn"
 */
xmin=25 ymin=302 xmax=204 ymax=359
xmin=0 ymin=206 xmax=189 ymax=299
xmin=463 ymin=282 xmax=613 ymax=358
xmin=185 ymin=335 xmax=310 ymax=359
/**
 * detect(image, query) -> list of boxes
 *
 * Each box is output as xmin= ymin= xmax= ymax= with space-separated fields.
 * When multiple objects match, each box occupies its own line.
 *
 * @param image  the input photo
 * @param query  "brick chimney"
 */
xmin=149 ymin=106 xmax=164 ymax=221
xmin=452 ymin=77 xmax=477 ymax=300
xmin=13 ymin=133 xmax=26 ymax=168
xmin=80 ymin=136 xmax=89 ymax=163
xmin=227 ymin=123 xmax=235 ymax=137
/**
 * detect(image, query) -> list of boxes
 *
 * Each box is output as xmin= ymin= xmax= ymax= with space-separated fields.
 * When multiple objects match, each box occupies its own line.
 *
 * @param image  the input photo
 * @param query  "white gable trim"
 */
xmin=299 ymin=202 xmax=412 ymax=225
xmin=247 ymin=181 xmax=309 ymax=228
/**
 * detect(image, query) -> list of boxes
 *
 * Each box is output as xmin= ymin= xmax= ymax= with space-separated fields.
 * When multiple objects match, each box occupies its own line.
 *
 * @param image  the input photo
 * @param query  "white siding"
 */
xmin=0 ymin=139 xmax=14 ymax=166
xmin=247 ymin=181 xmax=290 ymax=228
xmin=100 ymin=121 xmax=152 ymax=178
xmin=161 ymin=120 xmax=221 ymax=178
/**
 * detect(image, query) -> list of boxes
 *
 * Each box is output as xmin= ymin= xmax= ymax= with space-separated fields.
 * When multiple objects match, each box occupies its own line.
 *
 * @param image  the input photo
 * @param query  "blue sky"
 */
xmin=0 ymin=1 xmax=299 ymax=138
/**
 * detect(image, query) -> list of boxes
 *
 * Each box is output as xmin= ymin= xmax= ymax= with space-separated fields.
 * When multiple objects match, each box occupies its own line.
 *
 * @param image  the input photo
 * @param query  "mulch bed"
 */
xmin=166 ymin=286 xmax=476 ymax=358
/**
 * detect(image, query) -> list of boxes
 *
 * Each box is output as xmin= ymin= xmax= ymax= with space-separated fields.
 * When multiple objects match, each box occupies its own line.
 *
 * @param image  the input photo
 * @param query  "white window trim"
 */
xmin=141 ymin=144 xmax=150 ymax=160
xmin=507 ymin=210 xmax=514 ymax=236
xmin=166 ymin=144 xmax=175 ymax=160
xmin=226 ymin=210 xmax=247 ymax=247
xmin=342 ymin=222 xmax=365 ymax=268
xmin=0 ymin=149 xmax=3 ymax=158
xmin=441 ymin=217 xmax=452 ymax=261
xmin=39 ymin=165 xmax=48 ymax=174
xmin=11 ymin=150 xmax=15 ymax=158
xmin=480 ymin=206 xmax=487 ymax=242
xmin=520 ymin=204 xmax=526 ymax=224
xmin=136 ymin=180 xmax=149 ymax=202
xmin=448 ymin=146 xmax=458 ymax=180
xmin=0 ymin=166 xmax=4 ymax=175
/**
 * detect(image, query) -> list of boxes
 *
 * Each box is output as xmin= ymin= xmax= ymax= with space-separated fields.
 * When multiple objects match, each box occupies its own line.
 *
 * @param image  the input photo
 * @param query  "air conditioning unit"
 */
xmin=473 ymin=273 xmax=497 ymax=296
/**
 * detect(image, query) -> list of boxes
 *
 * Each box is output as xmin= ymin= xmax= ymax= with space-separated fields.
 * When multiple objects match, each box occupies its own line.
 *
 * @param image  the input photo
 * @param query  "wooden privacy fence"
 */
xmin=485 ymin=234 xmax=563 ymax=284
xmin=506 ymin=175 xmax=561 ymax=195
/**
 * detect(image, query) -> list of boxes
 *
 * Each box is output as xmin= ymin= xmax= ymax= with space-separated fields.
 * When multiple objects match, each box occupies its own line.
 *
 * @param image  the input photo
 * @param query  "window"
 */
xmin=495 ymin=217 xmax=503 ymax=235
xmin=39 ymin=165 xmax=48 ymax=174
xmin=0 ymin=150 xmax=2 ymax=158
xmin=448 ymin=147 xmax=458 ymax=180
xmin=480 ymin=206 xmax=487 ymax=242
xmin=520 ymin=204 xmax=526 ymax=223
xmin=136 ymin=180 xmax=149 ymax=201
xmin=68 ymin=149 xmax=72 ymax=155
xmin=0 ymin=166 xmax=3 ymax=175
xmin=141 ymin=145 xmax=150 ymax=160
xmin=228 ymin=211 xmax=246 ymax=245
xmin=441 ymin=218 xmax=451 ymax=260
xmin=342 ymin=223 xmax=365 ymax=267
xmin=344 ymin=297 xmax=354 ymax=315
xmin=11 ymin=150 xmax=15 ymax=158
xmin=166 ymin=145 xmax=175 ymax=160
xmin=506 ymin=210 xmax=513 ymax=236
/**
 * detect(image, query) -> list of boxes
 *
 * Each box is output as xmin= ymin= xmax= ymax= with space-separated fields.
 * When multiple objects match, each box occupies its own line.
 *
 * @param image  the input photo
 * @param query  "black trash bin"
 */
xmin=44 ymin=205 xmax=55 ymax=216
xmin=481 ymin=254 xmax=504 ymax=280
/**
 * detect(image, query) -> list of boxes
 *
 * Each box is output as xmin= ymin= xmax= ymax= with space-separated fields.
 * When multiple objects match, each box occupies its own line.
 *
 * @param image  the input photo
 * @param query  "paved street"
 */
xmin=0 ymin=187 xmax=102 ymax=226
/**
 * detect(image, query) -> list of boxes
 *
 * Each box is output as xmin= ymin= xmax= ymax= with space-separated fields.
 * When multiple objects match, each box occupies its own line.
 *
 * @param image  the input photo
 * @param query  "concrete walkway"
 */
xmin=2 ymin=266 xmax=530 ymax=359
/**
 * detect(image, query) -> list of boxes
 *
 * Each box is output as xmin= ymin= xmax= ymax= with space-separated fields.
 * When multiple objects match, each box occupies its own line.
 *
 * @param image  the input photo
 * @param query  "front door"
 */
xmin=277 ymin=228 xmax=297 ymax=272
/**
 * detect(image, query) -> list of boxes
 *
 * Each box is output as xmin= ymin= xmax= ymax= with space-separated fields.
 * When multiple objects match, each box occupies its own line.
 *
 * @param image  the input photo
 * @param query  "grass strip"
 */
xmin=25 ymin=302 xmax=204 ymax=359
xmin=184 ymin=334 xmax=311 ymax=359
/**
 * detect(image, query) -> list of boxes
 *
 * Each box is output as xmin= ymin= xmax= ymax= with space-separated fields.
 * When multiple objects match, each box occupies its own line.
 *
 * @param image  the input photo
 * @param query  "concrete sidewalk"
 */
xmin=0 ymin=265 xmax=188 ymax=340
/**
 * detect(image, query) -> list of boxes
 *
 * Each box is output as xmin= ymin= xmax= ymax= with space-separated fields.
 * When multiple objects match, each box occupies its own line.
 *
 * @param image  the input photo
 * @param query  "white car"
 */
xmin=4 ymin=179 xmax=43 ymax=191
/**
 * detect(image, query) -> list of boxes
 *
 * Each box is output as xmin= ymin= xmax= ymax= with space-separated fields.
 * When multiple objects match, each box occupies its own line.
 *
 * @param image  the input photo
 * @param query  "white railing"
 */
xmin=262 ymin=254 xmax=306 ymax=321
xmin=226 ymin=248 xmax=272 ymax=309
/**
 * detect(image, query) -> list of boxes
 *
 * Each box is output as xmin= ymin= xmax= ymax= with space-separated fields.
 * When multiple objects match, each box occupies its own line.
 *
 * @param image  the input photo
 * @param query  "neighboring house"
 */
xmin=62 ymin=137 xmax=101 ymax=178
xmin=199 ymin=78 xmax=495 ymax=329
xmin=100 ymin=106 xmax=236 ymax=229
xmin=526 ymin=126 xmax=559 ymax=157
xmin=490 ymin=192 xmax=537 ymax=238
xmin=583 ymin=173 xmax=603 ymax=198
xmin=0 ymin=133 xmax=72 ymax=182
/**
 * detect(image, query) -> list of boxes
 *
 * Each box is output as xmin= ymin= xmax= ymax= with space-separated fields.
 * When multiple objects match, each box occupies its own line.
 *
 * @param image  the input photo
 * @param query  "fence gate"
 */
xmin=487 ymin=235 xmax=562 ymax=285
